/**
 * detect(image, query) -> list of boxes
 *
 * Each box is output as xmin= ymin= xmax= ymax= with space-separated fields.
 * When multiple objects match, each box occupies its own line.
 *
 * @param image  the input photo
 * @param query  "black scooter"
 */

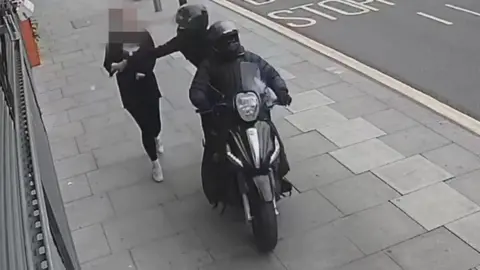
xmin=197 ymin=62 xmax=286 ymax=252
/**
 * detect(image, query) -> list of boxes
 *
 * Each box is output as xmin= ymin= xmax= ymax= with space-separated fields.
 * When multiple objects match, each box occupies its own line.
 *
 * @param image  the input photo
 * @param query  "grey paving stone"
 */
xmin=193 ymin=214 xmax=252 ymax=260
xmin=62 ymin=81 xmax=104 ymax=97
xmin=448 ymin=170 xmax=480 ymax=205
xmin=426 ymin=120 xmax=480 ymax=156
xmin=68 ymin=98 xmax=119 ymax=122
xmin=108 ymin=180 xmax=176 ymax=215
xmin=40 ymin=97 xmax=78 ymax=115
xmin=154 ymin=68 xmax=193 ymax=109
xmin=364 ymin=109 xmax=419 ymax=133
xmin=318 ymin=82 xmax=365 ymax=102
xmin=276 ymin=67 xmax=296 ymax=80
xmin=40 ymin=77 xmax=68 ymax=92
xmin=288 ymin=90 xmax=334 ymax=113
xmin=423 ymin=144 xmax=480 ymax=176
xmin=386 ymin=227 xmax=480 ymax=270
xmin=81 ymin=251 xmax=136 ymax=270
xmin=76 ymin=121 xmax=137 ymax=153
xmin=160 ymin=117 xmax=197 ymax=150
xmin=446 ymin=212 xmax=480 ymax=253
xmin=86 ymin=155 xmax=151 ymax=194
xmin=275 ymin=224 xmax=363 ymax=270
xmin=265 ymin=53 xmax=303 ymax=68
xmin=333 ymin=252 xmax=402 ymax=270
xmin=282 ymin=61 xmax=324 ymax=77
xmin=42 ymin=111 xmax=70 ymax=132
xmin=93 ymin=140 xmax=146 ymax=168
xmin=372 ymin=155 xmax=453 ymax=195
xmin=103 ymin=205 xmax=179 ymax=251
xmin=330 ymin=139 xmax=404 ymax=174
xmin=285 ymin=80 xmax=309 ymax=94
xmin=47 ymin=121 xmax=84 ymax=142
xmin=288 ymin=70 xmax=341 ymax=90
xmin=159 ymin=142 xmax=203 ymax=172
xmin=380 ymin=126 xmax=450 ymax=157
xmin=287 ymin=154 xmax=353 ymax=192
xmin=333 ymin=203 xmax=425 ymax=255
xmin=163 ymin=163 xmax=202 ymax=199
xmin=318 ymin=118 xmax=386 ymax=147
xmin=284 ymin=131 xmax=337 ymax=164
xmin=328 ymin=96 xmax=388 ymax=119
xmin=65 ymin=194 xmax=114 ymax=230
xmin=80 ymin=109 xmax=131 ymax=133
xmin=285 ymin=106 xmax=348 ymax=132
xmin=52 ymin=49 xmax=84 ymax=63
xmin=319 ymin=172 xmax=400 ymax=215
xmin=36 ymin=88 xmax=63 ymax=105
xmin=54 ymin=153 xmax=97 ymax=180
xmin=61 ymin=53 xmax=95 ymax=68
xmin=131 ymin=230 xmax=212 ymax=270
xmin=200 ymin=248 xmax=285 ymax=270
xmin=59 ymin=174 xmax=92 ymax=203
xmin=49 ymin=138 xmax=79 ymax=161
xmin=272 ymin=118 xmax=302 ymax=139
xmin=277 ymin=190 xmax=342 ymax=239
xmin=385 ymin=96 xmax=445 ymax=125
xmin=271 ymin=105 xmax=292 ymax=122
xmin=71 ymin=87 xmax=116 ymax=106
xmin=392 ymin=182 xmax=480 ymax=230
xmin=72 ymin=224 xmax=111 ymax=264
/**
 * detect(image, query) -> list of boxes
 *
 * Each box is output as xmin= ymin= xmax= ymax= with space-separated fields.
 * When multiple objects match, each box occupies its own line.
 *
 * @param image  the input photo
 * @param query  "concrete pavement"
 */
xmin=226 ymin=0 xmax=480 ymax=120
xmin=32 ymin=0 xmax=480 ymax=269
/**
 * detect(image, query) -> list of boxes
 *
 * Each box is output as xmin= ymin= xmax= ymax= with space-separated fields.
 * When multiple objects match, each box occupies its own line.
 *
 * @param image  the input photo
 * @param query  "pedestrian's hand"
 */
xmin=111 ymin=60 xmax=127 ymax=72
xmin=136 ymin=73 xmax=146 ymax=80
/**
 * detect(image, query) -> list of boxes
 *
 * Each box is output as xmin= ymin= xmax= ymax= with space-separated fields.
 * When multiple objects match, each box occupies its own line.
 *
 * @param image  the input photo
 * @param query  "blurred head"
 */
xmin=108 ymin=6 xmax=147 ymax=45
xmin=175 ymin=4 xmax=209 ymax=36
xmin=208 ymin=21 xmax=243 ymax=60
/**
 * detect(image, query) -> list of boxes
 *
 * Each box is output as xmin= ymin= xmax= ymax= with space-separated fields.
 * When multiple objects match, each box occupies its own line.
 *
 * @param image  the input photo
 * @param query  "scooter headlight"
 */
xmin=235 ymin=92 xmax=259 ymax=122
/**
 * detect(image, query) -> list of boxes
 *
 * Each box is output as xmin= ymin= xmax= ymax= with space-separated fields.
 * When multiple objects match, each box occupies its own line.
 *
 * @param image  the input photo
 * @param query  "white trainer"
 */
xmin=152 ymin=159 xmax=164 ymax=182
xmin=155 ymin=136 xmax=164 ymax=155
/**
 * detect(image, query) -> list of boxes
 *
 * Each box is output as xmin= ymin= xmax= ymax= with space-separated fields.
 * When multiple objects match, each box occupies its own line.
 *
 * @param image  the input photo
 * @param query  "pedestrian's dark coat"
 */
xmin=103 ymin=30 xmax=161 ymax=110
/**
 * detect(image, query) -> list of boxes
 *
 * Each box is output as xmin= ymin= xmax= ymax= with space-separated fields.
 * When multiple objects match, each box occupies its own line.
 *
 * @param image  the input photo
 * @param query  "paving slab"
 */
xmin=317 ymin=117 xmax=386 ymax=147
xmin=386 ymin=227 xmax=480 ymax=270
xmin=372 ymin=155 xmax=453 ymax=195
xmin=364 ymin=109 xmax=419 ymax=134
xmin=71 ymin=224 xmax=110 ymax=264
xmin=333 ymin=203 xmax=425 ymax=255
xmin=59 ymin=175 xmax=92 ymax=203
xmin=318 ymin=82 xmax=365 ymax=102
xmin=392 ymin=182 xmax=480 ymax=231
xmin=319 ymin=172 xmax=400 ymax=215
xmin=380 ymin=125 xmax=450 ymax=157
xmin=285 ymin=106 xmax=348 ymax=132
xmin=333 ymin=252 xmax=402 ymax=270
xmin=276 ymin=190 xmax=342 ymax=239
xmin=80 ymin=251 xmax=136 ymax=270
xmin=283 ymin=131 xmax=337 ymax=164
xmin=287 ymin=90 xmax=334 ymax=113
xmin=328 ymin=96 xmax=388 ymax=119
xmin=447 ymin=170 xmax=480 ymax=206
xmin=423 ymin=144 xmax=480 ymax=176
xmin=275 ymin=224 xmax=363 ymax=270
xmin=330 ymin=139 xmax=404 ymax=174
xmin=286 ymin=154 xmax=354 ymax=192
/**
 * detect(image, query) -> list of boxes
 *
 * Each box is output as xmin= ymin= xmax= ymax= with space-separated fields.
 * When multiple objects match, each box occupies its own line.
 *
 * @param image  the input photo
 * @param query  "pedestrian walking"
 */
xmin=103 ymin=7 xmax=164 ymax=182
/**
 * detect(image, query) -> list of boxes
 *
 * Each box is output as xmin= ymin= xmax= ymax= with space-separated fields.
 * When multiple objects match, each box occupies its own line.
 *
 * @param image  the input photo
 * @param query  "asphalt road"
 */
xmin=228 ymin=0 xmax=480 ymax=120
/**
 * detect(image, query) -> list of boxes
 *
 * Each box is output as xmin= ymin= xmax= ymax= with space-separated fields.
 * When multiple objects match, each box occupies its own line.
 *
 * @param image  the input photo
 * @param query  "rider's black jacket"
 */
xmin=189 ymin=46 xmax=289 ymax=110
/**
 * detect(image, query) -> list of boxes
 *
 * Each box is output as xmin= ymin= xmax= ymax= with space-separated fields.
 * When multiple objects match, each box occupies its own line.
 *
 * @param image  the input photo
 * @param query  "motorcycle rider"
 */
xmin=189 ymin=20 xmax=293 ymax=204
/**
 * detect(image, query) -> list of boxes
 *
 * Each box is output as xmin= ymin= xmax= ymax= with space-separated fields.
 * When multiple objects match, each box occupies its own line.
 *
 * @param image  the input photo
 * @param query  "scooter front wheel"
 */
xmin=251 ymin=201 xmax=278 ymax=252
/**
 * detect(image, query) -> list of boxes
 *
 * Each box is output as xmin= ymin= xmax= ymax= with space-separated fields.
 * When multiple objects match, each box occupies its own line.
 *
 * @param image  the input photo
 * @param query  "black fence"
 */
xmin=0 ymin=1 xmax=81 ymax=269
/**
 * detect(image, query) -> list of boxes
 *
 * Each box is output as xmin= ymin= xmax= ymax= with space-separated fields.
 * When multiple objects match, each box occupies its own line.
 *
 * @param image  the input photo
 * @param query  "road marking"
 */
xmin=445 ymin=4 xmax=480 ymax=17
xmin=211 ymin=0 xmax=480 ymax=136
xmin=416 ymin=12 xmax=453 ymax=25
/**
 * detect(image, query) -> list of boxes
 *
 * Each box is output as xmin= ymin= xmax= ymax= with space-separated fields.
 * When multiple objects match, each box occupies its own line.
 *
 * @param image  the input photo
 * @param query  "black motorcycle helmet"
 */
xmin=175 ymin=4 xmax=209 ymax=34
xmin=208 ymin=20 xmax=244 ymax=60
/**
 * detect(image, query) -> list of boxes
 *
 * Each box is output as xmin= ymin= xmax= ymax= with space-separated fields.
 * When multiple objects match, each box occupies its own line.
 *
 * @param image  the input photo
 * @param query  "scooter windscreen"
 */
xmin=239 ymin=62 xmax=277 ymax=107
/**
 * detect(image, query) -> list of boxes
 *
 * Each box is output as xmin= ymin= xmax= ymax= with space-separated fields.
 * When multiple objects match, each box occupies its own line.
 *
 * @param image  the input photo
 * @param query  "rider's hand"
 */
xmin=279 ymin=92 xmax=292 ymax=106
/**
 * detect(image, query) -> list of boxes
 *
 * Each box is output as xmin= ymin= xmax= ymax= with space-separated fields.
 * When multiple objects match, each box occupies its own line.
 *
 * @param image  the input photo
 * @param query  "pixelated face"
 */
xmin=108 ymin=6 xmax=145 ymax=44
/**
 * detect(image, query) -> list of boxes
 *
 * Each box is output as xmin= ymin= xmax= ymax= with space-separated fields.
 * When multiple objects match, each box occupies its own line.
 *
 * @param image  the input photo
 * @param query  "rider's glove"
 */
xmin=279 ymin=92 xmax=292 ymax=106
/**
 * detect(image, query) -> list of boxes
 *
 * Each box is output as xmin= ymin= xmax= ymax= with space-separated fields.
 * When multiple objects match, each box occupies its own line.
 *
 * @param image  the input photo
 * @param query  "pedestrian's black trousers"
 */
xmin=126 ymin=98 xmax=161 ymax=161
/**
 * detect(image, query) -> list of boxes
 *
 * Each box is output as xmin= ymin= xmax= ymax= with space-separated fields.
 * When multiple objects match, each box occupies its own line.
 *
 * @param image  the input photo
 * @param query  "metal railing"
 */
xmin=0 ymin=1 xmax=81 ymax=269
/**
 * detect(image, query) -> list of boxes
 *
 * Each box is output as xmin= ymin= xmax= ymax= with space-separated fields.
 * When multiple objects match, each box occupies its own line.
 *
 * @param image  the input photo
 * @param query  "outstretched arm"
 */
xmin=189 ymin=60 xmax=211 ymax=110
